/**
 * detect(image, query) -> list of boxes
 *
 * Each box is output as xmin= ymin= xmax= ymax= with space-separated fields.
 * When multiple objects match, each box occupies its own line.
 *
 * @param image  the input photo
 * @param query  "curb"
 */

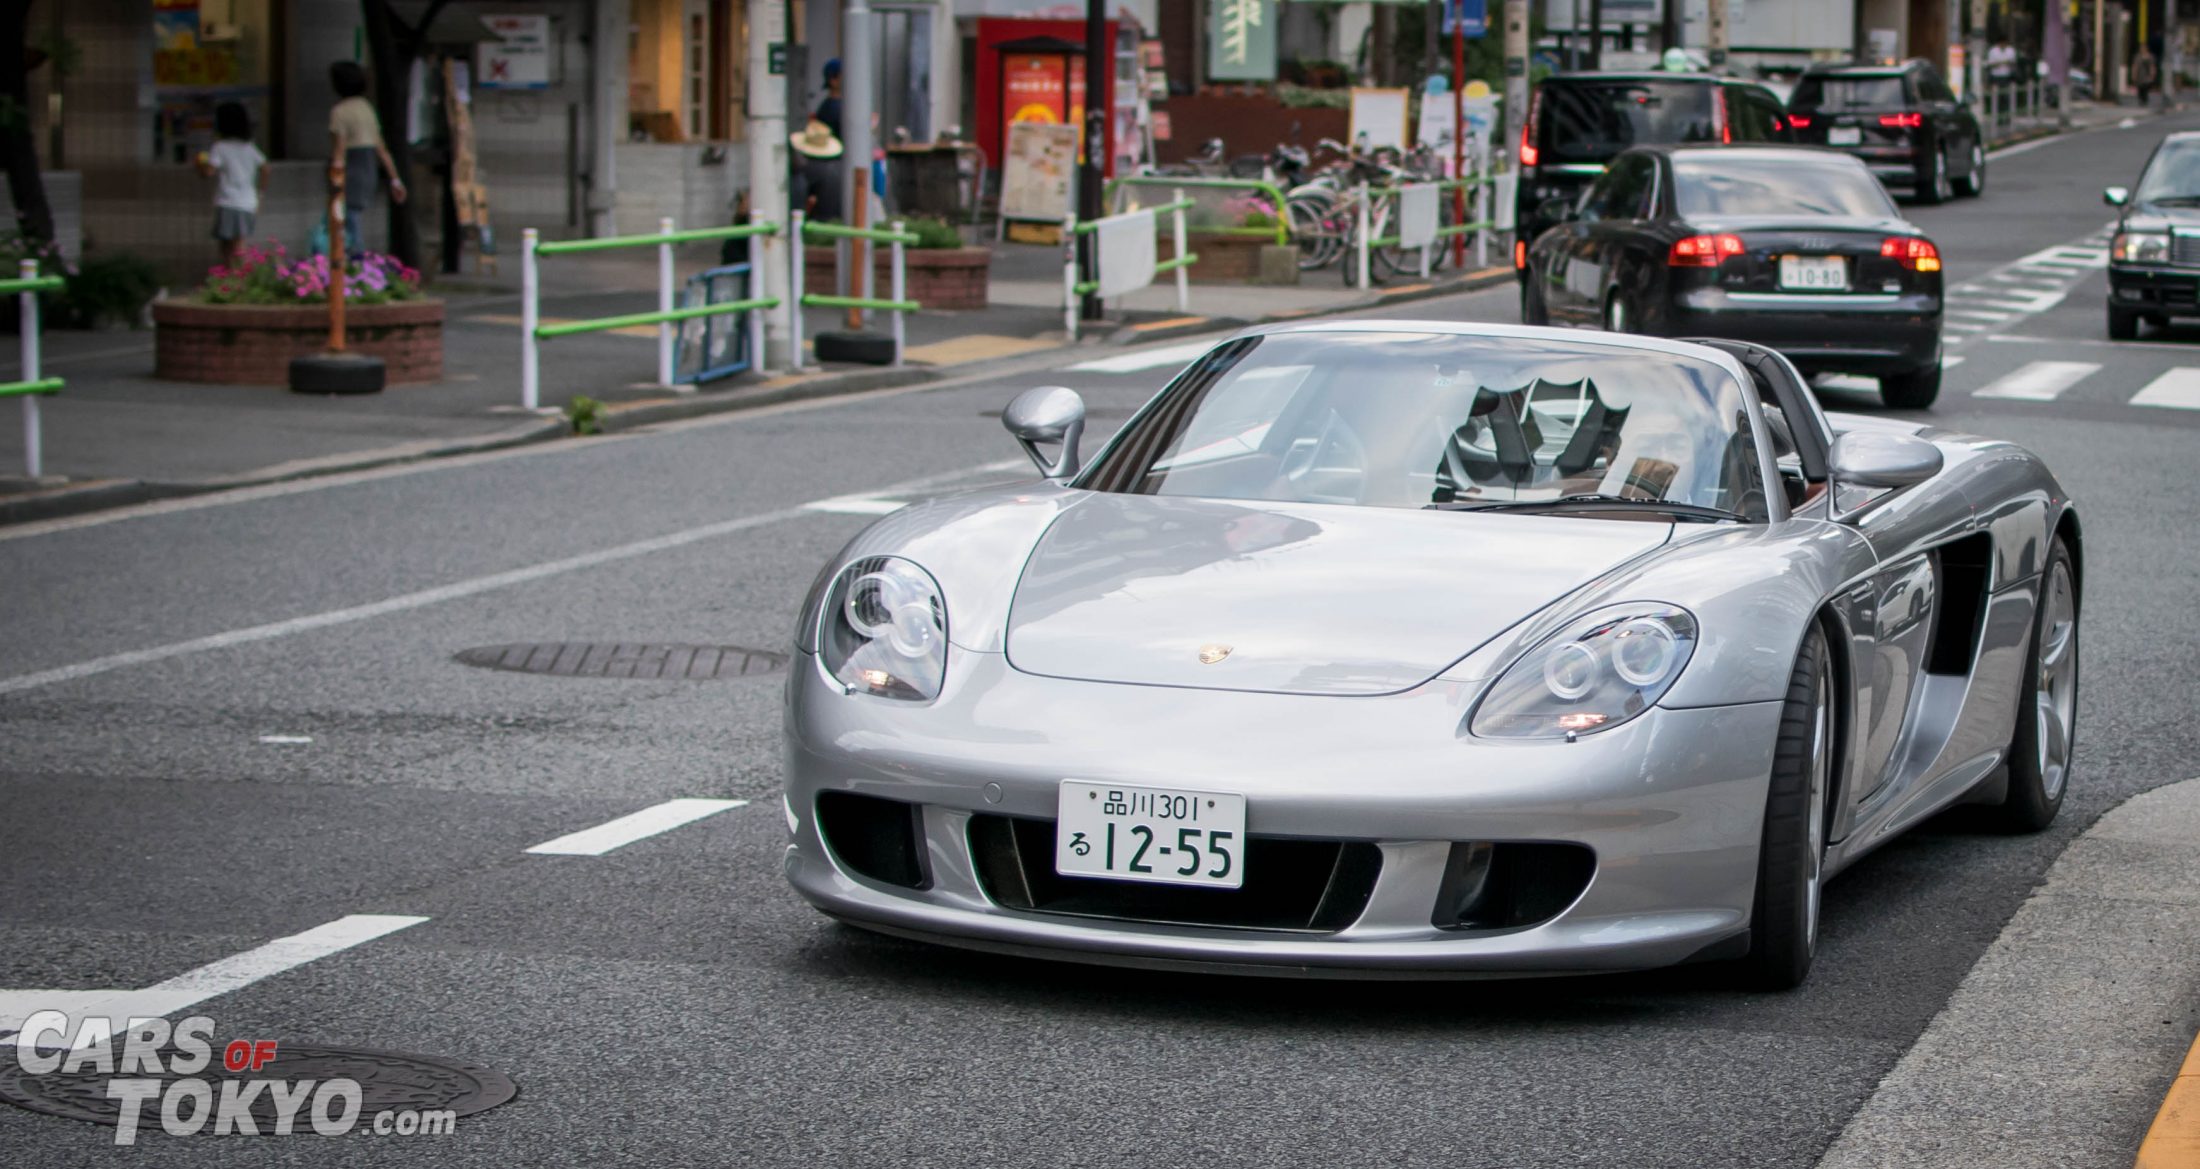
xmin=2137 ymin=1032 xmax=2200 ymax=1167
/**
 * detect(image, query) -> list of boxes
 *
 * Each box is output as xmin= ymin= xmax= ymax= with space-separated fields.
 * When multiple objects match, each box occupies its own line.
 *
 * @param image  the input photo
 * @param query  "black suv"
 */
xmin=1513 ymin=72 xmax=1791 ymax=270
xmin=1786 ymin=60 xmax=1986 ymax=203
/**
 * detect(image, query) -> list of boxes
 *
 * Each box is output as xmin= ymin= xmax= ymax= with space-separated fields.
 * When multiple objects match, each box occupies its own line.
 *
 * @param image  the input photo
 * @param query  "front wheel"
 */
xmin=1522 ymin=275 xmax=1549 ymax=325
xmin=2108 ymin=305 xmax=2141 ymax=340
xmin=1739 ymin=624 xmax=1835 ymax=991
xmin=1880 ymin=363 xmax=1941 ymax=409
xmin=1985 ymin=539 xmax=2078 ymax=832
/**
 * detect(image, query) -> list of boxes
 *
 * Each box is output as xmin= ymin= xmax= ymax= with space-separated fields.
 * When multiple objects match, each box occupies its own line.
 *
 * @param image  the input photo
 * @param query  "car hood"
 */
xmin=2119 ymin=204 xmax=2200 ymax=233
xmin=1004 ymin=494 xmax=1672 ymax=696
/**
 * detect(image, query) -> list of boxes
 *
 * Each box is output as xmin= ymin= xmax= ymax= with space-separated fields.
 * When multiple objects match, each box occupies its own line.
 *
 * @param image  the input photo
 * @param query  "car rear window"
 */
xmin=1790 ymin=75 xmax=1908 ymax=110
xmin=1673 ymin=156 xmax=1896 ymax=217
xmin=1535 ymin=81 xmax=1718 ymax=165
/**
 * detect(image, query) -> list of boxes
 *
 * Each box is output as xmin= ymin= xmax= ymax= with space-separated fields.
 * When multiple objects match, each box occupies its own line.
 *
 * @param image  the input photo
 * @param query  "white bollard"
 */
xmin=1172 ymin=189 xmax=1189 ymax=313
xmin=1063 ymin=214 xmax=1080 ymax=342
xmin=789 ymin=210 xmax=807 ymax=372
xmin=747 ymin=228 xmax=767 ymax=376
xmin=19 ymin=258 xmax=41 ymax=479
xmin=657 ymin=216 xmax=676 ymax=386
xmin=1355 ymin=182 xmax=1371 ymax=290
xmin=521 ymin=228 xmax=540 ymax=411
xmin=890 ymin=220 xmax=906 ymax=366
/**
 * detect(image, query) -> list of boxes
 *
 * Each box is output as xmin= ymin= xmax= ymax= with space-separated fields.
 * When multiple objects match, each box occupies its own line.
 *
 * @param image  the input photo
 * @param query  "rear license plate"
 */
xmin=1828 ymin=125 xmax=1862 ymax=145
xmin=1779 ymin=255 xmax=1849 ymax=291
xmin=1055 ymin=781 xmax=1246 ymax=889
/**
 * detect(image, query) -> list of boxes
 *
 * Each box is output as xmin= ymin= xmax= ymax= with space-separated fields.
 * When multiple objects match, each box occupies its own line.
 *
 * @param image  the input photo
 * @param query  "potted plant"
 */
xmin=804 ymin=215 xmax=990 ymax=311
xmin=153 ymin=244 xmax=444 ymax=385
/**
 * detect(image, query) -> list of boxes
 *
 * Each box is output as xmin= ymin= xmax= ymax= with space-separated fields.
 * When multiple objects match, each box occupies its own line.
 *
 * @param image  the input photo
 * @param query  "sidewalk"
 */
xmin=0 ymin=233 xmax=1505 ymax=524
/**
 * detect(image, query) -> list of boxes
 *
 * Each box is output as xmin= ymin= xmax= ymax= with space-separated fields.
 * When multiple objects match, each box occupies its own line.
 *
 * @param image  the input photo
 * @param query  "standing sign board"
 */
xmin=478 ymin=14 xmax=551 ymax=90
xmin=999 ymin=121 xmax=1080 ymax=223
xmin=1349 ymin=88 xmax=1411 ymax=152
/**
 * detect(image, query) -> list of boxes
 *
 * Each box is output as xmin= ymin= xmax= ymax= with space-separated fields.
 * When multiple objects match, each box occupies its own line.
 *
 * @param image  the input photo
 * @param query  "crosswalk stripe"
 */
xmin=1973 ymin=361 xmax=2101 ymax=401
xmin=1066 ymin=340 xmax=1216 ymax=373
xmin=2131 ymin=368 xmax=2200 ymax=410
xmin=1947 ymin=307 xmax=2015 ymax=321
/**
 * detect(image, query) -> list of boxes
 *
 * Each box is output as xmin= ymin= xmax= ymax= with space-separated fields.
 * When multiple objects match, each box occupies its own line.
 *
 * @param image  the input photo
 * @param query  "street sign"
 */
xmin=768 ymin=43 xmax=787 ymax=76
xmin=1442 ymin=0 xmax=1487 ymax=38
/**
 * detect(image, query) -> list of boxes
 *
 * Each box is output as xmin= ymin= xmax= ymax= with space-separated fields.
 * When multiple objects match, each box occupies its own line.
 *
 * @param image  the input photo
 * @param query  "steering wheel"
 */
xmin=1278 ymin=410 xmax=1368 ymax=505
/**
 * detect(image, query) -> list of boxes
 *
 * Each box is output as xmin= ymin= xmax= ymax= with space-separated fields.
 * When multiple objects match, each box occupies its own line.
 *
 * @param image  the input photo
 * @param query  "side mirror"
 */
xmin=1829 ymin=431 xmax=1942 ymax=491
xmin=2104 ymin=185 xmax=2130 ymax=207
xmin=1536 ymin=195 xmax=1577 ymax=225
xmin=1003 ymin=385 xmax=1086 ymax=480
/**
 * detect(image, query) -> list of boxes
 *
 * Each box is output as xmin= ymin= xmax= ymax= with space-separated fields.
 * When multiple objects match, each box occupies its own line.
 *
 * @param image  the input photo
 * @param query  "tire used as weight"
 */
xmin=812 ymin=330 xmax=897 ymax=366
xmin=288 ymin=352 xmax=386 ymax=395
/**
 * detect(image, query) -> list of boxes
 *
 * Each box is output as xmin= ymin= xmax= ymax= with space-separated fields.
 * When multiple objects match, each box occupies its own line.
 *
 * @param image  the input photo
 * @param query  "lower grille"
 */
xmin=967 ymin=815 xmax=1382 ymax=933
xmin=816 ymin=791 xmax=930 ymax=890
xmin=1431 ymin=842 xmax=1597 ymax=932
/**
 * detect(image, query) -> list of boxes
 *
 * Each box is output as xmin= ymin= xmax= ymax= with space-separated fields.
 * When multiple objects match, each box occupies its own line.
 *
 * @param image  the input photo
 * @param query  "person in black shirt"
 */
xmin=815 ymin=58 xmax=844 ymax=138
xmin=789 ymin=118 xmax=845 ymax=223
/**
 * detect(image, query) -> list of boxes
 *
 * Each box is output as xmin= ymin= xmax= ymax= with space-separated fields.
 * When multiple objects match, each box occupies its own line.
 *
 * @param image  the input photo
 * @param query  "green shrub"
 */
xmin=63 ymin=253 xmax=162 ymax=327
xmin=901 ymin=215 xmax=967 ymax=249
xmin=563 ymin=395 xmax=606 ymax=436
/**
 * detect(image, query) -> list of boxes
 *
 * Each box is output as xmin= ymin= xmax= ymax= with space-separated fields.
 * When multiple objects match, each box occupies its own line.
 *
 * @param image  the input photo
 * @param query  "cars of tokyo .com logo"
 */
xmin=11 ymin=1013 xmax=458 ymax=1145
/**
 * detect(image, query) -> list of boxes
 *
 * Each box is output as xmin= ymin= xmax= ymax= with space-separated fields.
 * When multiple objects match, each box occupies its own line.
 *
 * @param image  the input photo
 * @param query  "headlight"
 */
xmin=817 ymin=556 xmax=948 ymax=700
xmin=2113 ymin=231 xmax=2170 ymax=262
xmin=1470 ymin=605 xmax=1698 ymax=739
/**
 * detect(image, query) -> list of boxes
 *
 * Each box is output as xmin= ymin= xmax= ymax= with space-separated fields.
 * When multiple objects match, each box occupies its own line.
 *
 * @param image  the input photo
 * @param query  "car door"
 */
xmin=1914 ymin=65 xmax=1971 ymax=166
xmin=1570 ymin=154 xmax=1656 ymax=326
xmin=1533 ymin=160 xmax=1622 ymax=323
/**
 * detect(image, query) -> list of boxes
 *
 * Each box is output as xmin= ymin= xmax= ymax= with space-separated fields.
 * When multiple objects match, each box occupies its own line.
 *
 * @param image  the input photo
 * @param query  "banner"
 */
xmin=1209 ymin=0 xmax=1278 ymax=82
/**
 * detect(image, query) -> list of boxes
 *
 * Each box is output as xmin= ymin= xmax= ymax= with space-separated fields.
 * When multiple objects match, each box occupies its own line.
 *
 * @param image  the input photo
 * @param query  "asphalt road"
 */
xmin=4 ymin=110 xmax=2200 ymax=1167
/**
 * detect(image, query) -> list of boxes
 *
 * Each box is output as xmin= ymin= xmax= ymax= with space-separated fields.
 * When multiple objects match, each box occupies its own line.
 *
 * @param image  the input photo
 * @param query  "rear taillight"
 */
xmin=1514 ymin=239 xmax=1527 ymax=269
xmin=1881 ymin=236 xmax=1941 ymax=272
xmin=1520 ymin=89 xmax=1540 ymax=167
xmin=1878 ymin=112 xmax=1924 ymax=128
xmin=1669 ymin=234 xmax=1745 ymax=267
xmin=1788 ymin=114 xmax=1812 ymax=129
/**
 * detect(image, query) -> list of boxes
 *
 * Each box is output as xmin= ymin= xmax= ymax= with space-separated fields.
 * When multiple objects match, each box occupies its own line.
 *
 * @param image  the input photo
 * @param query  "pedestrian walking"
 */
xmin=815 ymin=59 xmax=844 ymax=139
xmin=789 ymin=117 xmax=845 ymax=223
xmin=328 ymin=60 xmax=407 ymax=258
xmin=2135 ymin=46 xmax=2161 ymax=108
xmin=195 ymin=101 xmax=266 ymax=265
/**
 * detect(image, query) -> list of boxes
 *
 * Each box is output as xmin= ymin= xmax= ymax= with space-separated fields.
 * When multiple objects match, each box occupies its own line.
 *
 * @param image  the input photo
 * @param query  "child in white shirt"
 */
xmin=196 ymin=101 xmax=268 ymax=264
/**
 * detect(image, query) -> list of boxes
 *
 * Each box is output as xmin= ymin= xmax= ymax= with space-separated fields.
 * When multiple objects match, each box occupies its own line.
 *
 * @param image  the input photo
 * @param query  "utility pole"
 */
xmin=2095 ymin=0 xmax=2106 ymax=105
xmin=1707 ymin=0 xmax=1727 ymax=68
xmin=1079 ymin=0 xmax=1106 ymax=321
xmin=746 ymin=0 xmax=792 ymax=368
xmin=845 ymin=0 xmax=877 ymax=323
xmin=1503 ymin=0 xmax=1528 ymax=162
xmin=1589 ymin=0 xmax=1604 ymax=69
xmin=2167 ymin=0 xmax=2181 ymax=105
xmin=1968 ymin=0 xmax=1986 ymax=110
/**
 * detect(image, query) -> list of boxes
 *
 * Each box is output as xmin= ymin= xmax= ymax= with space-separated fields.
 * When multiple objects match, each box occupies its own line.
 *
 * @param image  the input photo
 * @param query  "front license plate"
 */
xmin=1779 ymin=255 xmax=1849 ymax=291
xmin=1828 ymin=125 xmax=1862 ymax=145
xmin=1055 ymin=781 xmax=1246 ymax=889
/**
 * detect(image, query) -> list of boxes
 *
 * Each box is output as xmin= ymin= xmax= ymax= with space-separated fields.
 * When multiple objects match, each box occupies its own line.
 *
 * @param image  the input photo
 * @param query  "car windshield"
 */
xmin=1673 ymin=155 xmax=1896 ymax=216
xmin=1079 ymin=332 xmax=1766 ymax=519
xmin=1790 ymin=75 xmax=1908 ymax=109
xmin=2134 ymin=140 xmax=2200 ymax=203
xmin=1537 ymin=81 xmax=1717 ymax=165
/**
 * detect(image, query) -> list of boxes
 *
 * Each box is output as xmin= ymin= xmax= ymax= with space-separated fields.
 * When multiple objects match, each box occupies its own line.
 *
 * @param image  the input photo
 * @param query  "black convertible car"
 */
xmin=1521 ymin=145 xmax=1947 ymax=408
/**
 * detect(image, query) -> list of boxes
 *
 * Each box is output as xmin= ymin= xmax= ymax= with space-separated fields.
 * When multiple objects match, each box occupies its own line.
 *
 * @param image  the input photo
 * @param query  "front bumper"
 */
xmin=2108 ymin=261 xmax=2200 ymax=316
xmin=783 ymin=651 xmax=1784 ymax=976
xmin=1664 ymin=289 xmax=1941 ymax=376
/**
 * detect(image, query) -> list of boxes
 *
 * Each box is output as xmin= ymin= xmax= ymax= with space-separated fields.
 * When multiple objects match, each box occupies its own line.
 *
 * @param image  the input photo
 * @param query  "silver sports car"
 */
xmin=781 ymin=322 xmax=2081 ymax=989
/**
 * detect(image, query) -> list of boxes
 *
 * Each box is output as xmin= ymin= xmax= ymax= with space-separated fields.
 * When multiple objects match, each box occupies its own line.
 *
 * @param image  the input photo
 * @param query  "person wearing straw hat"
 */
xmin=790 ymin=118 xmax=845 ymax=222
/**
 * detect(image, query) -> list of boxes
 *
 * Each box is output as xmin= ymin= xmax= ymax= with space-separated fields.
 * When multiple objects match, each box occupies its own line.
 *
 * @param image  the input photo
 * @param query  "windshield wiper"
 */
xmin=1425 ymin=494 xmax=1744 ymax=522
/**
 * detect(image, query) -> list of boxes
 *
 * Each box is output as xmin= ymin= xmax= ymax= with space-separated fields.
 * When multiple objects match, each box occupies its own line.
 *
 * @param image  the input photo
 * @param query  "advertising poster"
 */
xmin=999 ymin=121 xmax=1079 ymax=222
xmin=1002 ymin=53 xmax=1085 ymax=126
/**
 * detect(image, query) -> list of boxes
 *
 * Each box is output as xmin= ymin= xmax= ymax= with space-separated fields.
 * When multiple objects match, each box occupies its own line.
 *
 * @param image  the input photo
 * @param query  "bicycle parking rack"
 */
xmin=521 ymin=220 xmax=781 ymax=410
xmin=1 ymin=260 xmax=66 ymax=478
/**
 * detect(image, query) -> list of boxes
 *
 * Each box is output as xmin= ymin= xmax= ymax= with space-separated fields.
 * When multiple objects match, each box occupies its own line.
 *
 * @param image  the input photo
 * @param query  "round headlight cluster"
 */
xmin=1472 ymin=605 xmax=1698 ymax=739
xmin=818 ymin=556 xmax=949 ymax=701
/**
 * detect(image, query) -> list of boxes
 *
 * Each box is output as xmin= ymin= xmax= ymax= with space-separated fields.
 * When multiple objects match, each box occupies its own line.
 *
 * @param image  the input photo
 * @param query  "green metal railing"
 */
xmin=1070 ymin=198 xmax=1199 ymax=296
xmin=5 ymin=267 xmax=64 ymax=476
xmin=521 ymin=220 xmax=782 ymax=408
xmin=1105 ymin=176 xmax=1291 ymax=246
xmin=790 ymin=214 xmax=922 ymax=364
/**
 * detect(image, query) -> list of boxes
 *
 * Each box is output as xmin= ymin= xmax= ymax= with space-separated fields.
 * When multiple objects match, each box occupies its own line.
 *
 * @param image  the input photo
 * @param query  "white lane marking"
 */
xmin=1985 ymin=333 xmax=2200 ymax=352
xmin=256 ymin=734 xmax=314 ymax=745
xmin=1946 ymin=308 xmax=2016 ymax=321
xmin=1944 ymin=355 xmax=1967 ymax=368
xmin=526 ymin=798 xmax=750 ymax=856
xmin=2015 ymin=245 xmax=2109 ymax=269
xmin=0 ymin=914 xmax=427 ymax=1044
xmin=803 ymin=496 xmax=907 ymax=515
xmin=1817 ymin=375 xmax=1879 ymax=392
xmin=1972 ymin=361 xmax=2101 ymax=401
xmin=1065 ymin=341 xmax=1214 ymax=373
xmin=0 ymin=462 xmax=1017 ymax=697
xmin=2130 ymin=367 xmax=2200 ymax=409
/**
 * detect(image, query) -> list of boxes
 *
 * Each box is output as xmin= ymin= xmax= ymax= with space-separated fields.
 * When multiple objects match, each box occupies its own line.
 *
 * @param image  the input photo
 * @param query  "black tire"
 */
xmin=1522 ymin=276 xmax=1549 ymax=326
xmin=2108 ymin=306 xmax=2140 ymax=340
xmin=288 ymin=352 xmax=386 ymax=395
xmin=1879 ymin=363 xmax=1941 ymax=409
xmin=1739 ymin=624 xmax=1835 ymax=991
xmin=813 ymin=330 xmax=897 ymax=366
xmin=1984 ymin=538 xmax=2078 ymax=833
xmin=1953 ymin=142 xmax=1987 ymax=197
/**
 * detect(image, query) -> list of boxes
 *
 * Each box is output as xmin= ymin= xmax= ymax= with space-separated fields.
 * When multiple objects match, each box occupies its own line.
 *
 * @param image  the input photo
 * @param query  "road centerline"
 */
xmin=525 ymin=798 xmax=750 ymax=856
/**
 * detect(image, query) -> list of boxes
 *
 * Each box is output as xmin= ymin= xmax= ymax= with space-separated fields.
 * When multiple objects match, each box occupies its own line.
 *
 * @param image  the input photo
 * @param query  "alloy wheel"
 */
xmin=1605 ymin=297 xmax=1627 ymax=333
xmin=1803 ymin=654 xmax=1832 ymax=951
xmin=2034 ymin=560 xmax=2078 ymax=801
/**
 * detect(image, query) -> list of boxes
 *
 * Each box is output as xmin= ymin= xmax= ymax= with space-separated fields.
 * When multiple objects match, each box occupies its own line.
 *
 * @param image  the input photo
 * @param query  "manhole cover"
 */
xmin=0 ymin=1044 xmax=516 ymax=1132
xmin=454 ymin=642 xmax=787 ymax=680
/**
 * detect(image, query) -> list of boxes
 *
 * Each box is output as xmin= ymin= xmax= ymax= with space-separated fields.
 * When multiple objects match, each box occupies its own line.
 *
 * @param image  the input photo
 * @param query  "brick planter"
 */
xmin=152 ymin=298 xmax=445 ymax=385
xmin=803 ymin=245 xmax=991 ymax=310
xmin=1160 ymin=233 xmax=1287 ymax=284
